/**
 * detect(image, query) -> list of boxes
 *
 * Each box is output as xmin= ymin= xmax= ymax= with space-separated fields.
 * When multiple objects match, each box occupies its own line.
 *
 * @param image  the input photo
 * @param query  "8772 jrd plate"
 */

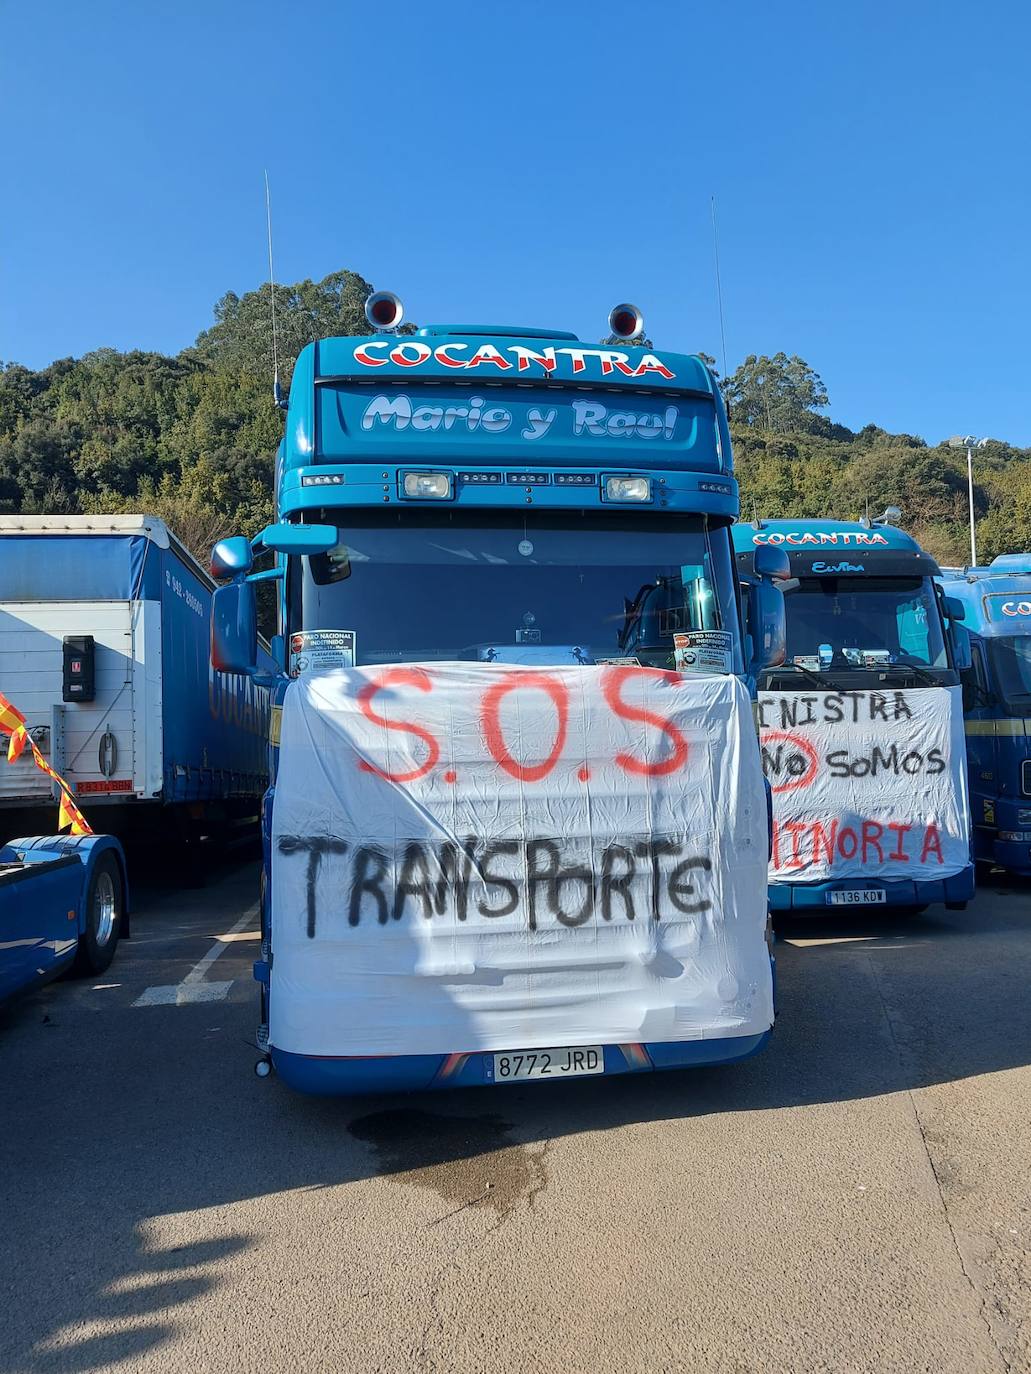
xmin=827 ymin=889 xmax=887 ymax=906
xmin=491 ymin=1046 xmax=604 ymax=1082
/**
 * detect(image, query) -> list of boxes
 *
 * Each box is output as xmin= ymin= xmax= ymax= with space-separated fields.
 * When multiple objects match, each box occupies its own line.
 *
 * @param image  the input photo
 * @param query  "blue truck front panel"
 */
xmin=734 ymin=520 xmax=973 ymax=911
xmin=255 ymin=325 xmax=773 ymax=1092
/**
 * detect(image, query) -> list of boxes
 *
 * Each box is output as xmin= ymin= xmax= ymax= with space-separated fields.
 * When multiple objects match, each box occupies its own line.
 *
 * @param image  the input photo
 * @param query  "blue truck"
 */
xmin=0 ymin=833 xmax=128 ymax=1002
xmin=732 ymin=517 xmax=975 ymax=914
xmin=0 ymin=515 xmax=272 ymax=850
xmin=209 ymin=297 xmax=789 ymax=1094
xmin=939 ymin=555 xmax=1031 ymax=877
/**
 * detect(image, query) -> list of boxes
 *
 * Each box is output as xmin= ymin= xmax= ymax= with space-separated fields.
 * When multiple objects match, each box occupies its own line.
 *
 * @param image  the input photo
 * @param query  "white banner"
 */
xmin=757 ymin=687 xmax=970 ymax=883
xmin=270 ymin=664 xmax=773 ymax=1058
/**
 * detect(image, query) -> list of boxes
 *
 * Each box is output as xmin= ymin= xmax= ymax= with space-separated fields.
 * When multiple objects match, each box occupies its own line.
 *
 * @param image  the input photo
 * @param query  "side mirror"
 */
xmin=257 ymin=522 xmax=340 ymax=557
xmin=211 ymin=581 xmax=258 ymax=674
xmin=943 ymin=595 xmax=966 ymax=623
xmin=753 ymin=544 xmax=791 ymax=581
xmin=748 ymin=579 xmax=787 ymax=673
xmin=270 ymin=634 xmax=287 ymax=673
xmin=210 ymin=535 xmax=253 ymax=581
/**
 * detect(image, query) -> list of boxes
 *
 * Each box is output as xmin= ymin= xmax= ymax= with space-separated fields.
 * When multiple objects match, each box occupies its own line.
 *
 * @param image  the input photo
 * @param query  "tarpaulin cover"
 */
xmin=758 ymin=686 xmax=970 ymax=882
xmin=270 ymin=664 xmax=773 ymax=1058
xmin=0 ymin=536 xmax=150 ymax=601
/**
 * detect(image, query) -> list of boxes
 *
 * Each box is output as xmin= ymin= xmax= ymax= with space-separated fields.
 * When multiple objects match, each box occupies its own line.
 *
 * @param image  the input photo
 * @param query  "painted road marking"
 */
xmin=133 ymin=910 xmax=257 ymax=1007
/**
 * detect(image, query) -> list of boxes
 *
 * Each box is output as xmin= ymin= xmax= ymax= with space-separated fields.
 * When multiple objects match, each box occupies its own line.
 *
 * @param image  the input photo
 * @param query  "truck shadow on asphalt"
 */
xmin=2 ymin=880 xmax=1029 ymax=1371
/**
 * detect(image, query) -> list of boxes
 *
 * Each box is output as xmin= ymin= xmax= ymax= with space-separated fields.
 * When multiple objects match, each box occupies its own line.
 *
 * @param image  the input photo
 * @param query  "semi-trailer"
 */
xmin=0 ymin=515 xmax=272 ymax=849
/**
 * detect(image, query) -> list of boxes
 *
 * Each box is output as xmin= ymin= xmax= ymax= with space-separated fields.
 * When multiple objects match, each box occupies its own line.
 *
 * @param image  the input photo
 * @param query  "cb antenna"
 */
xmin=711 ymin=196 xmax=729 ymax=380
xmin=264 ymin=170 xmax=285 ymax=410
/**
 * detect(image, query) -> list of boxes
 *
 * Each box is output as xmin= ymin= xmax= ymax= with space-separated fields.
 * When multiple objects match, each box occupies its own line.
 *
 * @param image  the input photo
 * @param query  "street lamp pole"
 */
xmin=948 ymin=434 xmax=989 ymax=569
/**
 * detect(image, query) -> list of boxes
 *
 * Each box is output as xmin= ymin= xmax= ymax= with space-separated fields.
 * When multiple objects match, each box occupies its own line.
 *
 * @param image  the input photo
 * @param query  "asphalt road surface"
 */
xmin=2 ymin=862 xmax=1029 ymax=1374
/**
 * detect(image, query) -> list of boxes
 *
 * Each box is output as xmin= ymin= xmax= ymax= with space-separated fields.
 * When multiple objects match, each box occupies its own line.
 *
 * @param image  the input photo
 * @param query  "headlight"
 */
xmin=605 ymin=475 xmax=651 ymax=503
xmin=401 ymin=471 xmax=453 ymax=500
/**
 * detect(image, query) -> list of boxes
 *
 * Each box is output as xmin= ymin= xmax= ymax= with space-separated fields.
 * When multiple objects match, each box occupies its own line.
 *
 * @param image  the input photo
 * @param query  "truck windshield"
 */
xmin=290 ymin=509 xmax=739 ymax=671
xmin=986 ymin=636 xmax=1031 ymax=712
xmin=782 ymin=576 xmax=948 ymax=673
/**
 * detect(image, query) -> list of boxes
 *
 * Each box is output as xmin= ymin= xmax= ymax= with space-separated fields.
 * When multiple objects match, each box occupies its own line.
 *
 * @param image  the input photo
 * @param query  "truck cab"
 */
xmin=211 ymin=301 xmax=788 ymax=1094
xmin=732 ymin=518 xmax=975 ymax=914
xmin=939 ymin=556 xmax=1031 ymax=876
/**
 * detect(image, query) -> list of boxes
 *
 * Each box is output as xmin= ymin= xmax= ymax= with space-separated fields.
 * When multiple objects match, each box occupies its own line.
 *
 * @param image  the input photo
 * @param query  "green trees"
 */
xmin=723 ymin=353 xmax=829 ymax=432
xmin=193 ymin=269 xmax=375 ymax=383
xmin=0 ymin=276 xmax=1027 ymax=571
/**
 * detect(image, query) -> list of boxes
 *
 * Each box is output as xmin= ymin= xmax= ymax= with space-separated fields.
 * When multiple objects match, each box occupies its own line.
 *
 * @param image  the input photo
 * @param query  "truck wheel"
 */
xmin=72 ymin=854 xmax=124 ymax=976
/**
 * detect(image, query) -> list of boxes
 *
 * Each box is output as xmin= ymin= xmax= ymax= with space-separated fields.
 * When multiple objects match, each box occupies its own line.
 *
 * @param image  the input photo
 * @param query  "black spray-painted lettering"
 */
xmin=600 ymin=844 xmax=637 ymax=922
xmin=668 ymin=856 xmax=713 ymax=914
xmin=757 ymin=691 xmax=915 ymax=730
xmin=349 ymin=846 xmax=391 ymax=926
xmin=277 ymin=835 xmax=349 ymax=938
xmin=634 ymin=839 xmax=684 ymax=922
xmin=276 ymin=835 xmax=714 ymax=932
xmin=477 ymin=841 xmax=521 ymax=918
xmin=826 ymin=745 xmax=946 ymax=779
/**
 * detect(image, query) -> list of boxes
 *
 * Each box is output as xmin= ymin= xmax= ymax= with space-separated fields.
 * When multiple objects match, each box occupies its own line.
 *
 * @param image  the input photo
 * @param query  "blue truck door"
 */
xmin=966 ymin=640 xmax=998 ymax=855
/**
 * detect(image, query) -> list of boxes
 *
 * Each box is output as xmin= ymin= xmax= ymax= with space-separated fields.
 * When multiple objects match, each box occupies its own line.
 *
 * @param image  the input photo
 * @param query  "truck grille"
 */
xmin=1023 ymin=760 xmax=1031 ymax=797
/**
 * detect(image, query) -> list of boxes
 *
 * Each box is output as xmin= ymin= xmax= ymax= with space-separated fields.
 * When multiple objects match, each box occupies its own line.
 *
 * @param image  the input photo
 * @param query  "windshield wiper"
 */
xmin=877 ymin=663 xmax=940 ymax=687
xmin=766 ymin=661 xmax=826 ymax=689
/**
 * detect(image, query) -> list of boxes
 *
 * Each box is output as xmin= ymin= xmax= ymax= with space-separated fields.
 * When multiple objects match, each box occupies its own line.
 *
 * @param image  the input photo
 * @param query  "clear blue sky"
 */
xmin=2 ymin=1 xmax=1028 ymax=445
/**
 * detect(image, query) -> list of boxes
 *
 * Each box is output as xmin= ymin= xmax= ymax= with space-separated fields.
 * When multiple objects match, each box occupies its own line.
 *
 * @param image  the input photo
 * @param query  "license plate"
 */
xmin=492 ymin=1046 xmax=604 ymax=1082
xmin=827 ymin=889 xmax=887 ymax=906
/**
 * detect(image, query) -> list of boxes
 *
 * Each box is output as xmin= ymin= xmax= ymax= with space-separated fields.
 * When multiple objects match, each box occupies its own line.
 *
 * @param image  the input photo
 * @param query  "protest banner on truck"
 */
xmin=271 ymin=664 xmax=772 ymax=1059
xmin=757 ymin=688 xmax=970 ymax=882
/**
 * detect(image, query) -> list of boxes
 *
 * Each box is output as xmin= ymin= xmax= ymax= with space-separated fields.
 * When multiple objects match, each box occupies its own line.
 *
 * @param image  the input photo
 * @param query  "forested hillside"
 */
xmin=1 ymin=268 xmax=1026 ymax=568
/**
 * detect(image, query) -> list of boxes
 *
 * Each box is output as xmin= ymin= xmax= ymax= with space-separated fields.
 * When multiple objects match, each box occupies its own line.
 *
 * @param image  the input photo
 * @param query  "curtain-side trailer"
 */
xmin=0 ymin=515 xmax=271 ymax=848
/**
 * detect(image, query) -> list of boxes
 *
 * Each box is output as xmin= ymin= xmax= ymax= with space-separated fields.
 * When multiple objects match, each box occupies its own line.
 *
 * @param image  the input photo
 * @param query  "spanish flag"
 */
xmin=0 ymin=687 xmax=93 ymax=835
xmin=0 ymin=690 xmax=28 ymax=763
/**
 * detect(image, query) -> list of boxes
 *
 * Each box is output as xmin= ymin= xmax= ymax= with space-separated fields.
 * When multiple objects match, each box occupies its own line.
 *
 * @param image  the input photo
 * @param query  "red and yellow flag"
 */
xmin=0 ymin=688 xmax=93 ymax=835
xmin=0 ymin=691 xmax=28 ymax=763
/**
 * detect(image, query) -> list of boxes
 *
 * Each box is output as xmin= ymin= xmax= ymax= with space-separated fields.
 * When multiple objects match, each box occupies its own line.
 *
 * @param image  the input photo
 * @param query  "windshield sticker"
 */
xmin=290 ymin=630 xmax=356 ymax=678
xmin=595 ymin=656 xmax=642 ymax=667
xmin=793 ymin=655 xmax=823 ymax=672
xmin=673 ymin=630 xmax=733 ymax=675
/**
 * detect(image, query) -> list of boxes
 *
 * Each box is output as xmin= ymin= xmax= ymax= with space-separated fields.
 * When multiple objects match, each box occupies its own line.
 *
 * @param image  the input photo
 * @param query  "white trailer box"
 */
xmin=0 ymin=515 xmax=270 ymax=837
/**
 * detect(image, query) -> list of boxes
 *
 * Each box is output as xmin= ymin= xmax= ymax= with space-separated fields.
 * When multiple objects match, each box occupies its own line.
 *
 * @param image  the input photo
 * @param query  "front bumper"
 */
xmin=768 ymin=866 xmax=975 ymax=912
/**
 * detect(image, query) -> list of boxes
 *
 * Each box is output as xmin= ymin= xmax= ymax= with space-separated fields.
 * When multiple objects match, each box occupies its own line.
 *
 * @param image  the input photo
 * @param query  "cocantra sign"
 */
xmin=751 ymin=531 xmax=890 ymax=547
xmin=351 ymin=339 xmax=677 ymax=380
